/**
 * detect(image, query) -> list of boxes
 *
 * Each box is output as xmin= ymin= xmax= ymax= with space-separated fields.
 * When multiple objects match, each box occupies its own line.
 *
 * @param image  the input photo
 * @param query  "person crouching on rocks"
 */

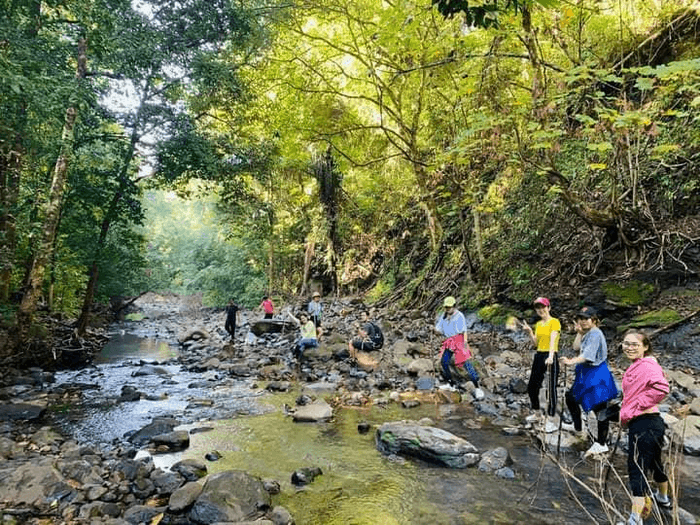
xmin=434 ymin=296 xmax=478 ymax=388
xmin=348 ymin=309 xmax=383 ymax=360
xmin=620 ymin=330 xmax=671 ymax=525
xmin=560 ymin=306 xmax=618 ymax=458
xmin=287 ymin=310 xmax=318 ymax=360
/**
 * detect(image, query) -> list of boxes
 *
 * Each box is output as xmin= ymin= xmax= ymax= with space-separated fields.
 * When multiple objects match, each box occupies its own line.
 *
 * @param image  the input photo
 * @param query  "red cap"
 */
xmin=533 ymin=297 xmax=550 ymax=307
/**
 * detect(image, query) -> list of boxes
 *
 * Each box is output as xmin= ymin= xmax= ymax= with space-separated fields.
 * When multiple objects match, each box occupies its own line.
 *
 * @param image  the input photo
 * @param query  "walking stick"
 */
xmin=556 ymin=362 xmax=566 ymax=458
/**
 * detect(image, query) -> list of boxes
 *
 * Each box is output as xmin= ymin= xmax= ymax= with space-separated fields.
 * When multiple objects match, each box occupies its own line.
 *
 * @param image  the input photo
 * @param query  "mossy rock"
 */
xmin=617 ymin=308 xmax=682 ymax=332
xmin=125 ymin=312 xmax=145 ymax=321
xmin=601 ymin=280 xmax=655 ymax=306
xmin=477 ymin=303 xmax=518 ymax=325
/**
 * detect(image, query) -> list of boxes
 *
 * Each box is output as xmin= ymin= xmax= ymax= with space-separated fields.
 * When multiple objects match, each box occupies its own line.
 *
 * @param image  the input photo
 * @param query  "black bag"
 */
xmin=368 ymin=322 xmax=384 ymax=349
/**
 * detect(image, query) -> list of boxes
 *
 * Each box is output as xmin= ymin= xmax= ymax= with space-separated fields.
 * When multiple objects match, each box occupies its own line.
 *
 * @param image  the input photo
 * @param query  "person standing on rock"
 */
xmin=224 ymin=299 xmax=240 ymax=341
xmin=307 ymin=291 xmax=323 ymax=340
xmin=259 ymin=296 xmax=274 ymax=319
xmin=560 ymin=306 xmax=618 ymax=458
xmin=434 ymin=296 xmax=479 ymax=388
xmin=287 ymin=310 xmax=318 ymax=360
xmin=522 ymin=297 xmax=560 ymax=418
xmin=620 ymin=329 xmax=671 ymax=525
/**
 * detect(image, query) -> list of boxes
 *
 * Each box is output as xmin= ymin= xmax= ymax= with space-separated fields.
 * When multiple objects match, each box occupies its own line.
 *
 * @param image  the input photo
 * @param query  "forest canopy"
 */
xmin=1 ymin=0 xmax=699 ymax=355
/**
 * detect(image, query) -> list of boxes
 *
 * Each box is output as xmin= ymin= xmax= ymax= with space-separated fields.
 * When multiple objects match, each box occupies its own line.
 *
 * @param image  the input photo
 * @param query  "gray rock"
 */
xmin=123 ymin=504 xmax=165 ymax=524
xmin=169 ymin=481 xmax=204 ymax=512
xmin=171 ymin=458 xmax=208 ymax=481
xmin=127 ymin=417 xmax=179 ymax=446
xmin=0 ymin=402 xmax=47 ymax=421
xmin=291 ymin=400 xmax=332 ymax=422
xmin=151 ymin=430 xmax=190 ymax=451
xmin=375 ymin=421 xmax=480 ymax=468
xmin=270 ymin=505 xmax=295 ymax=525
xmin=189 ymin=470 xmax=271 ymax=524
xmin=477 ymin=447 xmax=512 ymax=472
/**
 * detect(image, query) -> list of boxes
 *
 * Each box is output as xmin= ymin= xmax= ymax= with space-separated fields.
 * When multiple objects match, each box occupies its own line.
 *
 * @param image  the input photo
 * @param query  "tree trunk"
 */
xmin=15 ymin=37 xmax=87 ymax=344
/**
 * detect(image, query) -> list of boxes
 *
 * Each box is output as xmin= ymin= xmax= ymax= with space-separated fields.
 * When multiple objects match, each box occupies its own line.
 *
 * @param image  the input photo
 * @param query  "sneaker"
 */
xmin=525 ymin=413 xmax=542 ymax=423
xmin=584 ymin=442 xmax=609 ymax=458
xmin=561 ymin=422 xmax=577 ymax=432
xmin=626 ymin=513 xmax=643 ymax=525
xmin=653 ymin=490 xmax=672 ymax=509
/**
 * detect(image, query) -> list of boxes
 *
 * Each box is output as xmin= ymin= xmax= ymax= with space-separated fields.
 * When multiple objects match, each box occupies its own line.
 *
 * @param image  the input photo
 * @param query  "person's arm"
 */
xmin=522 ymin=321 xmax=537 ymax=346
xmin=287 ymin=310 xmax=300 ymax=326
xmin=546 ymin=325 xmax=559 ymax=365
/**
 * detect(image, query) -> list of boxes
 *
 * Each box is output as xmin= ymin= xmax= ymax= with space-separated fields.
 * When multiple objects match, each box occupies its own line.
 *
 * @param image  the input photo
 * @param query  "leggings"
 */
xmin=527 ymin=352 xmax=559 ymax=416
xmin=628 ymin=414 xmax=668 ymax=497
xmin=440 ymin=349 xmax=479 ymax=387
xmin=565 ymin=390 xmax=609 ymax=445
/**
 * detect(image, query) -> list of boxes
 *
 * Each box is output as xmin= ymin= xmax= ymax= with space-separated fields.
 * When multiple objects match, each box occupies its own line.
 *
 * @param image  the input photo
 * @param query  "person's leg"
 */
xmin=627 ymin=420 xmax=647 ymax=523
xmin=565 ymin=389 xmax=582 ymax=431
xmin=547 ymin=357 xmax=559 ymax=417
xmin=527 ymin=353 xmax=546 ymax=410
xmin=440 ymin=350 xmax=453 ymax=383
xmin=593 ymin=402 xmax=610 ymax=444
xmin=462 ymin=360 xmax=479 ymax=387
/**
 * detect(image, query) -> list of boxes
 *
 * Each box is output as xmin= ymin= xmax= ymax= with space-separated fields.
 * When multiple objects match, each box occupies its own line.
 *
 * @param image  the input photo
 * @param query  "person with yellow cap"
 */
xmin=434 ymin=296 xmax=478 ymax=387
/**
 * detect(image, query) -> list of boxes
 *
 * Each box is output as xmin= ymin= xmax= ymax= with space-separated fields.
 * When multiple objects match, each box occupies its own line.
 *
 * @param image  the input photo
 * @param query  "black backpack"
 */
xmin=368 ymin=322 xmax=384 ymax=349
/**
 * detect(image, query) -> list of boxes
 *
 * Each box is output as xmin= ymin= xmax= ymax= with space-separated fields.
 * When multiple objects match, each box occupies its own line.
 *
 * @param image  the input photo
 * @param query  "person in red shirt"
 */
xmin=259 ymin=296 xmax=274 ymax=319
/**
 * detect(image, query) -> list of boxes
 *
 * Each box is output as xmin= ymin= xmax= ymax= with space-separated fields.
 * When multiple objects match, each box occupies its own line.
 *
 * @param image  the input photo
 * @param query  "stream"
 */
xmin=46 ymin=330 xmax=634 ymax=525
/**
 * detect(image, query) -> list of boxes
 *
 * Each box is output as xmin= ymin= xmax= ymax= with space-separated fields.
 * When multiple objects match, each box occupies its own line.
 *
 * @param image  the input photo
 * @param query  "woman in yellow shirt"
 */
xmin=522 ymin=297 xmax=561 ymax=417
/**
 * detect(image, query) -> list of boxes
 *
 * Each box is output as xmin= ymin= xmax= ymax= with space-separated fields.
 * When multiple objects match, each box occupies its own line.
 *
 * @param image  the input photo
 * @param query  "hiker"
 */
xmin=348 ymin=309 xmax=384 ymax=359
xmin=259 ymin=295 xmax=274 ymax=319
xmin=620 ymin=330 xmax=671 ymax=525
xmin=224 ymin=299 xmax=240 ymax=341
xmin=434 ymin=296 xmax=479 ymax=388
xmin=560 ymin=306 xmax=618 ymax=458
xmin=522 ymin=297 xmax=560 ymax=417
xmin=287 ymin=310 xmax=318 ymax=359
xmin=307 ymin=291 xmax=323 ymax=327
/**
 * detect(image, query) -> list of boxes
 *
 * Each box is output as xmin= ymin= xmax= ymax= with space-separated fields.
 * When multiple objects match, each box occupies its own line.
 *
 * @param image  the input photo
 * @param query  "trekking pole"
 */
xmin=556 ymin=362 xmax=566 ymax=459
xmin=603 ymin=423 xmax=622 ymax=490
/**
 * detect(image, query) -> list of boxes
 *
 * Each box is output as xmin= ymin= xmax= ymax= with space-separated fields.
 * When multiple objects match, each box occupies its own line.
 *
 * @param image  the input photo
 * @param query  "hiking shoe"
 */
xmin=626 ymin=513 xmax=643 ymax=525
xmin=653 ymin=491 xmax=672 ymax=509
xmin=584 ymin=442 xmax=609 ymax=458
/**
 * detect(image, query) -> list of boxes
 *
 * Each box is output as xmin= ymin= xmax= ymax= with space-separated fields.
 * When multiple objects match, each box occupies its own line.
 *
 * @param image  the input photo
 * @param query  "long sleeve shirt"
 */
xmin=620 ymin=357 xmax=669 ymax=425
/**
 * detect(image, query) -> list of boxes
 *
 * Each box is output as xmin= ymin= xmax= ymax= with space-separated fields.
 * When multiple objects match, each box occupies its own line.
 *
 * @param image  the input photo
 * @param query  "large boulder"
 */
xmin=189 ymin=470 xmax=271 ymax=524
xmin=671 ymin=415 xmax=700 ymax=456
xmin=375 ymin=421 xmax=480 ymax=468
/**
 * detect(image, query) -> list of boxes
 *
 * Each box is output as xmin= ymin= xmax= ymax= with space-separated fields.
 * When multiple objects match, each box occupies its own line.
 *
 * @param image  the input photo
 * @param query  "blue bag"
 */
xmin=571 ymin=361 xmax=618 ymax=412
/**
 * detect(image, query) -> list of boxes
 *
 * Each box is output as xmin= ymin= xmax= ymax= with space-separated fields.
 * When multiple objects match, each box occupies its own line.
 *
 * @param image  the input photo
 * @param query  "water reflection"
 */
xmin=96 ymin=332 xmax=178 ymax=363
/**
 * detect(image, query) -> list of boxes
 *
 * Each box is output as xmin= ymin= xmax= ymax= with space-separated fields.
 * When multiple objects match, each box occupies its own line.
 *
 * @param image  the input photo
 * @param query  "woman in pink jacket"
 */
xmin=620 ymin=330 xmax=671 ymax=525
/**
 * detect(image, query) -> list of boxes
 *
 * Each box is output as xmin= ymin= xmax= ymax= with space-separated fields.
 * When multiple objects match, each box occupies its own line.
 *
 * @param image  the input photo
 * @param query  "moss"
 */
xmin=601 ymin=280 xmax=655 ymax=306
xmin=477 ymin=303 xmax=518 ymax=325
xmin=617 ymin=308 xmax=682 ymax=332
xmin=125 ymin=312 xmax=145 ymax=321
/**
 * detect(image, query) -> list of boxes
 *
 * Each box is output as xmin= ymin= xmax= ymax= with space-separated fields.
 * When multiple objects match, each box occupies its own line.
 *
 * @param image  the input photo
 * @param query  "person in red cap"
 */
xmin=522 ymin=297 xmax=560 ymax=417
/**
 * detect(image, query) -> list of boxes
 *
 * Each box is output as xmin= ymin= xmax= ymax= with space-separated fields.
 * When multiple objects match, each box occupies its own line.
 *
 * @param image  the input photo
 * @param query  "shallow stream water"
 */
xmin=48 ymin=331 xmax=693 ymax=525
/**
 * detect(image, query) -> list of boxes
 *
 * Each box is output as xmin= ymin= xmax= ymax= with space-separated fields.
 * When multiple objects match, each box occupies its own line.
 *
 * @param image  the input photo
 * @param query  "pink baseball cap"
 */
xmin=533 ymin=297 xmax=550 ymax=307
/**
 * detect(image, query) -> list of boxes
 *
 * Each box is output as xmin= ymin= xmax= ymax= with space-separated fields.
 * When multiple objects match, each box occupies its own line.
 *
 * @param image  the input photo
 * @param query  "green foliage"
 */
xmin=477 ymin=303 xmax=518 ymax=325
xmin=601 ymin=281 xmax=656 ymax=307
xmin=139 ymin=188 xmax=266 ymax=307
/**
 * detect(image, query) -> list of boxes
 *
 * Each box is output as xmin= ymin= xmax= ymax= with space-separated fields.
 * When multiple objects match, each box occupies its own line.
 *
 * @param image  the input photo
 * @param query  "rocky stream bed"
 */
xmin=1 ymin=291 xmax=700 ymax=525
